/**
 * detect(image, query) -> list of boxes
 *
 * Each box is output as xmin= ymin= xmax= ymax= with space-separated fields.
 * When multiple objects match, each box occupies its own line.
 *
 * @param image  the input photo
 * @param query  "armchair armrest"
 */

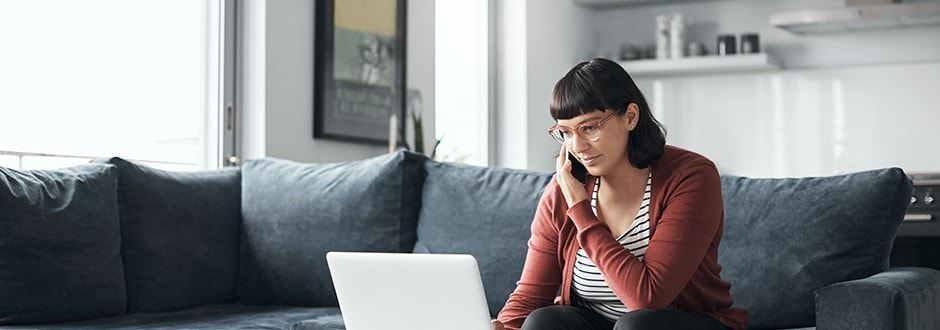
xmin=815 ymin=267 xmax=940 ymax=330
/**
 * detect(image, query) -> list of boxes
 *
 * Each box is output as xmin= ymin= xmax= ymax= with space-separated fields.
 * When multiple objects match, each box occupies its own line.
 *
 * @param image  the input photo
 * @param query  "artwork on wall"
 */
xmin=314 ymin=0 xmax=406 ymax=144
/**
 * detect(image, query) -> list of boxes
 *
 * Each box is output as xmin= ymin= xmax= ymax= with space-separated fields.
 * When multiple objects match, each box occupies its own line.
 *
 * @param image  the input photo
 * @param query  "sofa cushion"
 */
xmin=414 ymin=161 xmax=552 ymax=316
xmin=15 ymin=303 xmax=342 ymax=329
xmin=237 ymin=151 xmax=427 ymax=306
xmin=94 ymin=157 xmax=242 ymax=313
xmin=718 ymin=168 xmax=913 ymax=328
xmin=0 ymin=164 xmax=125 ymax=325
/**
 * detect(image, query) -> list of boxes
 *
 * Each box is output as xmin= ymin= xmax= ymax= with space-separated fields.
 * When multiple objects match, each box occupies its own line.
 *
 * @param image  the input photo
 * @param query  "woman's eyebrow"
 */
xmin=558 ymin=115 xmax=605 ymax=128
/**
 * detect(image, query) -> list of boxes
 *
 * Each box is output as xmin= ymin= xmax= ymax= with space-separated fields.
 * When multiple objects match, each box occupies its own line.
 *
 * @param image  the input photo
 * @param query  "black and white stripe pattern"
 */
xmin=572 ymin=173 xmax=652 ymax=321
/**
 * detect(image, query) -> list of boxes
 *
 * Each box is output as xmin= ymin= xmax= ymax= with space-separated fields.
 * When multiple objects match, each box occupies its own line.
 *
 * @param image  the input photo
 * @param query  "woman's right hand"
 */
xmin=555 ymin=145 xmax=589 ymax=207
xmin=491 ymin=319 xmax=506 ymax=330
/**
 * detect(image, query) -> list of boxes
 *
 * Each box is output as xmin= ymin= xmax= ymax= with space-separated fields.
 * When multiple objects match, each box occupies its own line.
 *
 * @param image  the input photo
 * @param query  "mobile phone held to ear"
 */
xmin=567 ymin=152 xmax=588 ymax=183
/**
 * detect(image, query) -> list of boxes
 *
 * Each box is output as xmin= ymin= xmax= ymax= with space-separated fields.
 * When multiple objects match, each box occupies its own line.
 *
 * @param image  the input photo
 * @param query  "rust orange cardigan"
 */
xmin=497 ymin=145 xmax=748 ymax=330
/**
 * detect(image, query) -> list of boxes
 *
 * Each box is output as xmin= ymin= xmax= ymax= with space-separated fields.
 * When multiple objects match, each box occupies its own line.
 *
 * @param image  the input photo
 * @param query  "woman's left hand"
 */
xmin=556 ymin=145 xmax=589 ymax=207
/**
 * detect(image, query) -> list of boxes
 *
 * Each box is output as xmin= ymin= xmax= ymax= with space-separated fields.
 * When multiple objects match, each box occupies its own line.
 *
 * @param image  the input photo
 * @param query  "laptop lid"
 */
xmin=326 ymin=251 xmax=492 ymax=330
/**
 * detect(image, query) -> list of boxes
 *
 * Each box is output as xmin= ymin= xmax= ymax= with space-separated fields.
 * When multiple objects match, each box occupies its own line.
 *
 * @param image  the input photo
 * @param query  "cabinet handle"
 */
xmin=903 ymin=214 xmax=934 ymax=222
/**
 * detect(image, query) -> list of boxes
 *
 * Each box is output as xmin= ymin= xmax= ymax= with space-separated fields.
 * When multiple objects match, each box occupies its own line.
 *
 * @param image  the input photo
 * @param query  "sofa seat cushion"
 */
xmin=0 ymin=164 xmax=125 ymax=325
xmin=415 ymin=161 xmax=552 ymax=316
xmin=238 ymin=151 xmax=427 ymax=307
xmin=0 ymin=304 xmax=342 ymax=329
xmin=94 ymin=157 xmax=242 ymax=313
xmin=718 ymin=168 xmax=913 ymax=329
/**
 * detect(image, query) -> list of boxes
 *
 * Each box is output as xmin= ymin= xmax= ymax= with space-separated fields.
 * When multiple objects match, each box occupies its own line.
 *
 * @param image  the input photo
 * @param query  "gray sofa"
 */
xmin=1 ymin=151 xmax=937 ymax=329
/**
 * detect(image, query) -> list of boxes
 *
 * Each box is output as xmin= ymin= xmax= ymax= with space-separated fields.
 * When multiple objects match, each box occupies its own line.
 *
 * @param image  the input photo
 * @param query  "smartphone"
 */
xmin=567 ymin=152 xmax=588 ymax=183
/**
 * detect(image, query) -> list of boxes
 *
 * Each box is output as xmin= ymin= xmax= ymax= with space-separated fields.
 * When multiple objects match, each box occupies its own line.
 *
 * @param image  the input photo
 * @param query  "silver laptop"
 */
xmin=326 ymin=251 xmax=492 ymax=330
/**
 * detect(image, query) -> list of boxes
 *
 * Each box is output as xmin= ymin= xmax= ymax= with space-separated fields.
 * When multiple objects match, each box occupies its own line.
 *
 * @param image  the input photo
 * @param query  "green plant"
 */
xmin=405 ymin=110 xmax=442 ymax=160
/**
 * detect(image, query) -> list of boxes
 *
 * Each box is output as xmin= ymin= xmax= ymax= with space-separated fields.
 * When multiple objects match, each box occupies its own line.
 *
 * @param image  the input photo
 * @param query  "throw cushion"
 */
xmin=0 ymin=164 xmax=125 ymax=324
xmin=237 ymin=151 xmax=426 ymax=306
xmin=414 ymin=161 xmax=552 ymax=316
xmin=718 ymin=168 xmax=913 ymax=328
xmin=94 ymin=157 xmax=242 ymax=313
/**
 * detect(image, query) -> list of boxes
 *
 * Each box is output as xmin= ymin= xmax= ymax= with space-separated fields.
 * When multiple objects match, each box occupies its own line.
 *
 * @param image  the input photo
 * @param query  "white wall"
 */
xmin=241 ymin=0 xmax=939 ymax=175
xmin=494 ymin=0 xmax=528 ymax=169
xmin=494 ymin=0 xmax=594 ymax=172
xmin=408 ymin=0 xmax=436 ymax=156
xmin=243 ymin=0 xmax=587 ymax=169
xmin=238 ymin=0 xmax=434 ymax=164
xmin=238 ymin=0 xmax=267 ymax=161
xmin=590 ymin=0 xmax=940 ymax=70
xmin=578 ymin=0 xmax=940 ymax=177
xmin=639 ymin=62 xmax=940 ymax=178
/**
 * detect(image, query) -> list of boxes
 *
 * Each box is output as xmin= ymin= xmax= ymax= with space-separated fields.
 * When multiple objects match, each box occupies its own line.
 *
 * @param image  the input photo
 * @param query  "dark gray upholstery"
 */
xmin=3 ymin=152 xmax=938 ymax=330
xmin=237 ymin=152 xmax=427 ymax=307
xmin=0 ymin=164 xmax=126 ymax=324
xmin=94 ymin=157 xmax=242 ymax=313
xmin=816 ymin=267 xmax=940 ymax=330
xmin=0 ymin=304 xmax=341 ymax=330
xmin=415 ymin=161 xmax=552 ymax=316
xmin=718 ymin=168 xmax=913 ymax=329
xmin=289 ymin=314 xmax=346 ymax=330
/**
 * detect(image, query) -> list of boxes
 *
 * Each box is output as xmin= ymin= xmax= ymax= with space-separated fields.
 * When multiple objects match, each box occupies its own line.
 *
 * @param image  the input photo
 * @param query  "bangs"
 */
xmin=549 ymin=64 xmax=615 ymax=120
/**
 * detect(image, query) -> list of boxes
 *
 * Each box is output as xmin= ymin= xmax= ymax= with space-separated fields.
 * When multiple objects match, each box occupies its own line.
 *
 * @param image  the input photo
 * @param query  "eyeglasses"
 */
xmin=547 ymin=112 xmax=619 ymax=145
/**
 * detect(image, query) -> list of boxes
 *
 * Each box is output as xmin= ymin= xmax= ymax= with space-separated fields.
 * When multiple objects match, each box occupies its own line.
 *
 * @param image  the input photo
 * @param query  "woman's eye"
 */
xmin=581 ymin=125 xmax=598 ymax=134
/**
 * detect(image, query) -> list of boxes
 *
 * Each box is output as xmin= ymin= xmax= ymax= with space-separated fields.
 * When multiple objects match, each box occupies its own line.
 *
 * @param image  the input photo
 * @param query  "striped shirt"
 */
xmin=572 ymin=172 xmax=652 ymax=321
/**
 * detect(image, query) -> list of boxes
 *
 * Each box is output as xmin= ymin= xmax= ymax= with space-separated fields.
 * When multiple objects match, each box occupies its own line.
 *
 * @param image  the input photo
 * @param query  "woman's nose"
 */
xmin=568 ymin=134 xmax=589 ymax=153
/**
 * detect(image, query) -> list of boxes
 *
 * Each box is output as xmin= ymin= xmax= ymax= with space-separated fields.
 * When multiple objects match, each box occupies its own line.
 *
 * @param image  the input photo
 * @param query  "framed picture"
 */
xmin=314 ymin=0 xmax=407 ymax=144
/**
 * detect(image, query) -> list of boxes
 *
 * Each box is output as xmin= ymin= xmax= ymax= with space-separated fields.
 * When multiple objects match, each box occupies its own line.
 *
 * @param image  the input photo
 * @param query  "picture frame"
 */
xmin=314 ymin=0 xmax=407 ymax=144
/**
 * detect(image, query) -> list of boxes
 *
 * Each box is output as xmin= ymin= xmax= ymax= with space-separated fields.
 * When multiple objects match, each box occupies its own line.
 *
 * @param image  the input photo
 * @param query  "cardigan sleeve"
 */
xmin=567 ymin=160 xmax=724 ymax=310
xmin=497 ymin=177 xmax=567 ymax=329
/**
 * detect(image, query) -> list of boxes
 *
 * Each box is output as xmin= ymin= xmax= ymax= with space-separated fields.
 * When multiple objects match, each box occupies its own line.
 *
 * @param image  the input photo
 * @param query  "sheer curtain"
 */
xmin=434 ymin=0 xmax=490 ymax=166
xmin=0 ymin=0 xmax=228 ymax=170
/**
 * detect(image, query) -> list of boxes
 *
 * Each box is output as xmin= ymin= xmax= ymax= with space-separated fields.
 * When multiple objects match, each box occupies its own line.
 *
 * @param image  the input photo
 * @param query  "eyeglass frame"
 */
xmin=547 ymin=111 xmax=620 ymax=145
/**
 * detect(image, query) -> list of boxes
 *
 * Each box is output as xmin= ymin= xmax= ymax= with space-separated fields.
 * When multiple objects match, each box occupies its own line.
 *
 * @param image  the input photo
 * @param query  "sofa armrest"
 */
xmin=815 ymin=267 xmax=940 ymax=330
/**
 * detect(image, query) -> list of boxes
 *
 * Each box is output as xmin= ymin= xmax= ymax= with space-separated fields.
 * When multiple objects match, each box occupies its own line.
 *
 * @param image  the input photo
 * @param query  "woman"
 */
xmin=493 ymin=58 xmax=747 ymax=330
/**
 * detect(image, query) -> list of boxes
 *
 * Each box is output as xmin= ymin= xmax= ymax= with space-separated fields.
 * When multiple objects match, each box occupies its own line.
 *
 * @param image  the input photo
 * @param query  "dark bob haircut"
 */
xmin=549 ymin=57 xmax=666 ymax=169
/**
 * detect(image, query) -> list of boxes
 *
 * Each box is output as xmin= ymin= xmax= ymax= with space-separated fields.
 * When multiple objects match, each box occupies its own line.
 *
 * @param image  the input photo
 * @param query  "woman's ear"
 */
xmin=626 ymin=103 xmax=640 ymax=129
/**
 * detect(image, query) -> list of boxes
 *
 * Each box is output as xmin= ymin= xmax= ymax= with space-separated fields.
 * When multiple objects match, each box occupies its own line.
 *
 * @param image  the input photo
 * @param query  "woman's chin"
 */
xmin=585 ymin=166 xmax=601 ymax=177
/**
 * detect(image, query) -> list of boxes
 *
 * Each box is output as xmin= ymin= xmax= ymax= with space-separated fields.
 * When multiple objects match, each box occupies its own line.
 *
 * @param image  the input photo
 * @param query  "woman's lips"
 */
xmin=580 ymin=155 xmax=599 ymax=166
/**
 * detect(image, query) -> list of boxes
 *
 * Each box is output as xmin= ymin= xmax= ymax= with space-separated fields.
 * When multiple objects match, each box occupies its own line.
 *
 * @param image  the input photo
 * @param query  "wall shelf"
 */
xmin=618 ymin=53 xmax=782 ymax=78
xmin=574 ymin=0 xmax=721 ymax=8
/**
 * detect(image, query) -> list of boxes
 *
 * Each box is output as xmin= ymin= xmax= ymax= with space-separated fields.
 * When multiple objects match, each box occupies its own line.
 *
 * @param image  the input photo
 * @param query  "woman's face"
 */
xmin=555 ymin=104 xmax=638 ymax=176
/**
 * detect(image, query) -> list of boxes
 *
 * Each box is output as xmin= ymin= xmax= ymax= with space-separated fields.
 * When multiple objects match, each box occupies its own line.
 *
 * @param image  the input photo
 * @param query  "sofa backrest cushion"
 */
xmin=718 ymin=168 xmax=913 ymax=329
xmin=237 ymin=151 xmax=427 ymax=306
xmin=414 ymin=161 xmax=552 ymax=316
xmin=0 ymin=164 xmax=126 ymax=325
xmin=95 ymin=157 xmax=242 ymax=313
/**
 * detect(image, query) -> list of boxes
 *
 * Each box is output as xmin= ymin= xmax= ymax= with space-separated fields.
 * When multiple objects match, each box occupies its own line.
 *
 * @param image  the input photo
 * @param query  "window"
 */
xmin=434 ymin=0 xmax=490 ymax=166
xmin=0 ymin=0 xmax=233 ymax=171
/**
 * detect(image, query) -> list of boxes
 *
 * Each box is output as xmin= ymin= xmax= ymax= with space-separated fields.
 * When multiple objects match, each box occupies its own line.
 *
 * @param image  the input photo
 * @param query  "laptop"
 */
xmin=326 ymin=251 xmax=493 ymax=330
